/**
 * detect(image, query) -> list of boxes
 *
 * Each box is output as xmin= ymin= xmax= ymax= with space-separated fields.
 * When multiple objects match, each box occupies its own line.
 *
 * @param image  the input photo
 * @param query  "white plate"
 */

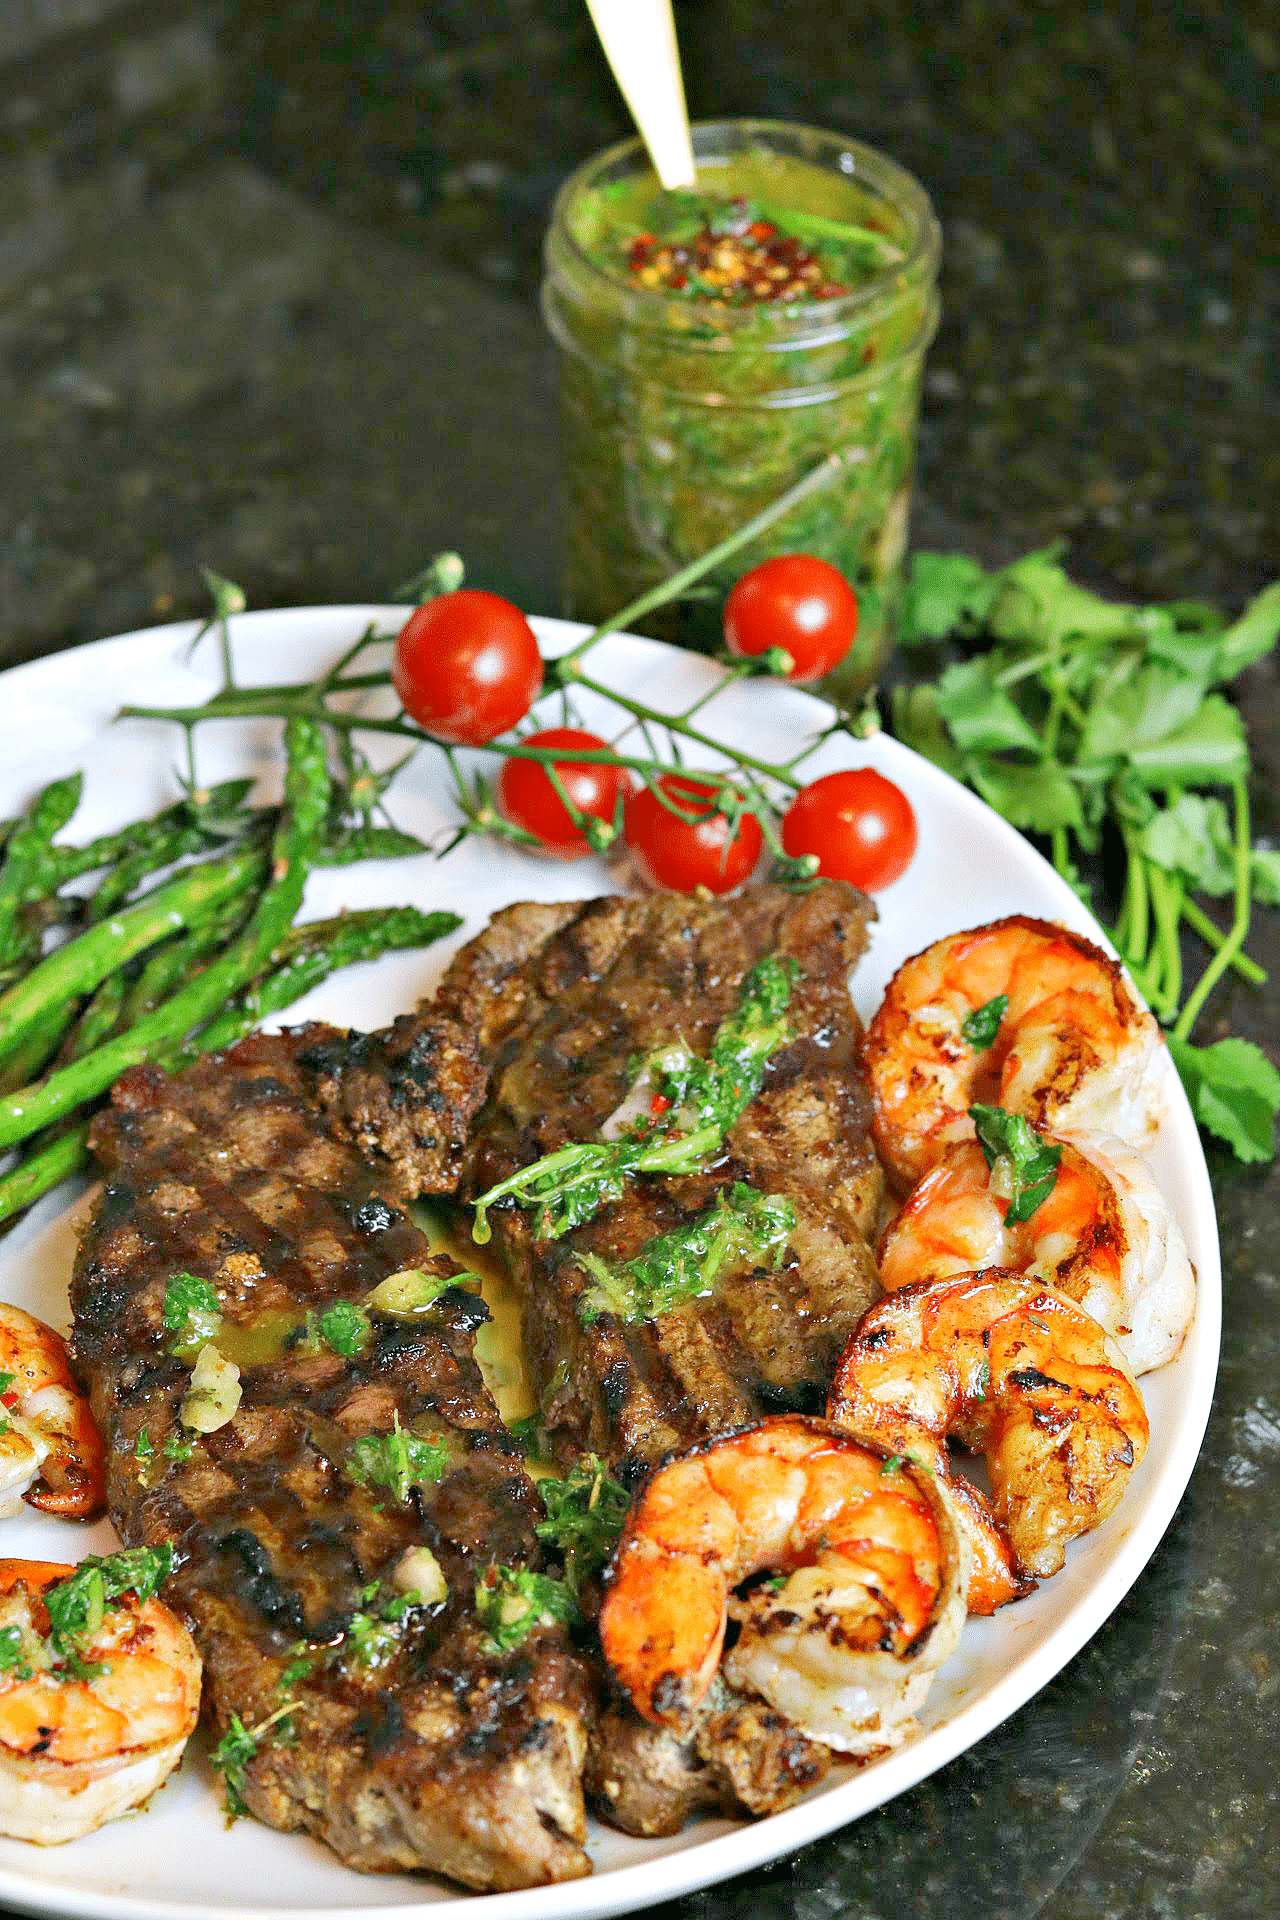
xmin=0 ymin=607 xmax=1220 ymax=1920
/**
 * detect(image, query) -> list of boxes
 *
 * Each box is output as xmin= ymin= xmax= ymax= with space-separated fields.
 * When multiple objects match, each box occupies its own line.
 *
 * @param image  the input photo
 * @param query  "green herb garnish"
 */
xmin=134 ymin=1430 xmax=154 ymax=1460
xmin=962 ymin=994 xmax=1008 ymax=1050
xmin=343 ymin=1414 xmax=449 ymax=1504
xmin=577 ymin=1182 xmax=795 ymax=1325
xmin=896 ymin=549 xmax=1280 ymax=1162
xmin=472 ymin=956 xmax=795 ymax=1244
xmin=475 ymin=1567 xmax=581 ymax=1653
xmin=316 ymin=1299 xmax=371 ymax=1358
xmin=211 ymin=1702 xmax=295 ymax=1819
xmin=43 ymin=1544 xmax=174 ymax=1654
xmin=533 ymin=1456 xmax=630 ymax=1598
xmin=0 ymin=1624 xmax=32 ymax=1679
xmin=343 ymin=1583 xmax=422 ymax=1669
xmin=971 ymin=1104 xmax=1062 ymax=1225
xmin=163 ymin=1271 xmax=222 ymax=1355
xmin=165 ymin=1431 xmax=195 ymax=1462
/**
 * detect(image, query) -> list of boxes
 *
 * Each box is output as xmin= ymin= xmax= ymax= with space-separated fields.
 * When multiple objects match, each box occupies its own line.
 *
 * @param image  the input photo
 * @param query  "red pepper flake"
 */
xmin=622 ymin=210 xmax=847 ymax=304
xmin=649 ymin=1092 xmax=673 ymax=1115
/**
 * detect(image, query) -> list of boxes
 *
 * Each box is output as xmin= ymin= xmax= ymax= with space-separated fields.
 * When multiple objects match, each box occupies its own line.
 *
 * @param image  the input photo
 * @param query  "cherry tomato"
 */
xmin=497 ymin=728 xmax=630 ymax=858
xmin=392 ymin=590 xmax=543 ymax=746
xmin=625 ymin=774 xmax=763 ymax=894
xmin=723 ymin=555 xmax=859 ymax=682
xmin=781 ymin=768 xmax=917 ymax=891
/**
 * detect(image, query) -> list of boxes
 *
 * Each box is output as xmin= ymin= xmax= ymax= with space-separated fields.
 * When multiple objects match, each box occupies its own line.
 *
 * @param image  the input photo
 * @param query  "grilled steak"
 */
xmin=70 ymin=1031 xmax=593 ymax=1893
xmin=309 ymin=880 xmax=888 ymax=1834
xmin=315 ymin=882 xmax=883 ymax=1478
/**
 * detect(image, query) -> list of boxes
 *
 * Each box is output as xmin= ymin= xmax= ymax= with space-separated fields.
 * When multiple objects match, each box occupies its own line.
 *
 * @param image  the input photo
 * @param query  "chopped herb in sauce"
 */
xmin=475 ymin=1566 xmax=580 ymax=1653
xmin=163 ymin=1270 xmax=222 ymax=1355
xmin=211 ymin=1701 xmax=296 ymax=1819
xmin=533 ymin=1456 xmax=630 ymax=1598
xmin=43 ymin=1545 xmax=173 ymax=1656
xmin=315 ymin=1299 xmax=372 ymax=1358
xmin=578 ymin=1182 xmax=795 ymax=1326
xmin=471 ymin=955 xmax=795 ymax=1244
xmin=0 ymin=1624 xmax=32 ymax=1678
xmin=971 ymin=1104 xmax=1062 ymax=1224
xmin=343 ymin=1414 xmax=449 ymax=1505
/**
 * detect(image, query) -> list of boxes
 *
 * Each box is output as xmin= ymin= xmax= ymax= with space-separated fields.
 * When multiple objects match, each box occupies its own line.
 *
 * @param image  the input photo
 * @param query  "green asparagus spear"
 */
xmin=36 ymin=780 xmax=256 ymax=901
xmin=0 ymin=901 xmax=460 ymax=1224
xmin=0 ymin=1122 xmax=89 ymax=1226
xmin=185 ymin=906 xmax=461 ymax=1053
xmin=118 ymin=894 xmax=254 ymax=1026
xmin=0 ymin=845 xmax=266 ymax=1073
xmin=0 ymin=1011 xmax=75 ymax=1096
xmin=56 ymin=973 xmax=127 ymax=1066
xmin=0 ymin=718 xmax=328 ymax=1151
xmin=0 ymin=774 xmax=83 ymax=971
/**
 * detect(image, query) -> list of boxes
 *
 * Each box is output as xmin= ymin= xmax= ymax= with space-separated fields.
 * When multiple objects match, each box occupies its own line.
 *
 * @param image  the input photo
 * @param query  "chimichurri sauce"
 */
xmin=544 ymin=135 xmax=940 ymax=694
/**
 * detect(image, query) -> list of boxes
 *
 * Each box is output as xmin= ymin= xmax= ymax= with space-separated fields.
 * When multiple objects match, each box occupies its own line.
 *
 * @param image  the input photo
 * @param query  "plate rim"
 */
xmin=0 ymin=604 xmax=1222 ymax=1920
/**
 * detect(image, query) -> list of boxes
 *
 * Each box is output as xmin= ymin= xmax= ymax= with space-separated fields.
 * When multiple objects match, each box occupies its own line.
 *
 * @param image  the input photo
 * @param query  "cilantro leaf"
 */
xmin=534 ymin=1456 xmax=630 ymax=1598
xmin=163 ymin=1271 xmax=222 ymax=1355
xmin=343 ymin=1416 xmax=449 ymax=1504
xmin=43 ymin=1545 xmax=174 ymax=1654
xmin=970 ymin=759 xmax=1085 ymax=836
xmin=962 ymin=995 xmax=1008 ymax=1049
xmin=1213 ymin=581 xmax=1280 ymax=679
xmin=316 ymin=1300 xmax=371 ymax=1358
xmin=934 ymin=658 xmax=1043 ymax=756
xmin=577 ymin=1182 xmax=795 ymax=1325
xmin=474 ymin=1567 xmax=581 ymax=1652
xmin=899 ymin=553 xmax=1001 ymax=644
xmin=1167 ymin=1036 xmax=1280 ymax=1164
xmin=971 ymin=1104 xmax=1062 ymax=1224
xmin=1126 ymin=694 xmax=1249 ymax=787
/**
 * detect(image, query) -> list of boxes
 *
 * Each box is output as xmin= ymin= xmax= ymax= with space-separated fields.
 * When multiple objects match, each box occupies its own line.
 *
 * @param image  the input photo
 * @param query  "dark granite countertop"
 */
xmin=0 ymin=4 xmax=1276 ymax=1916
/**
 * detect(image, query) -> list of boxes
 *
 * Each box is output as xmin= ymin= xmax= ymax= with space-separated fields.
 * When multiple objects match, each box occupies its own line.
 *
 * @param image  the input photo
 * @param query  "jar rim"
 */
xmin=545 ymin=118 xmax=941 ymax=342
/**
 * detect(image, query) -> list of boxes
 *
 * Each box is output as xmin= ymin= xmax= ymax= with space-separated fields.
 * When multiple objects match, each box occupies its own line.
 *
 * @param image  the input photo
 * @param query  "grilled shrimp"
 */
xmin=828 ymin=1270 xmax=1149 ymax=1589
xmin=863 ymin=916 xmax=1163 ymax=1188
xmin=878 ymin=1132 xmax=1195 ymax=1375
xmin=598 ymin=1415 xmax=969 ymax=1757
xmin=0 ymin=1558 xmax=202 ymax=1843
xmin=0 ymin=1303 xmax=106 ymax=1519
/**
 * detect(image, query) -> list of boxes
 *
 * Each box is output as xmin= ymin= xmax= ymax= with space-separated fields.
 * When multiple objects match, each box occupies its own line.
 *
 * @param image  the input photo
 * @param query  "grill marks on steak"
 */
xmin=447 ymin=883 xmax=885 ymax=1477
xmin=71 ymin=1031 xmax=592 ymax=1892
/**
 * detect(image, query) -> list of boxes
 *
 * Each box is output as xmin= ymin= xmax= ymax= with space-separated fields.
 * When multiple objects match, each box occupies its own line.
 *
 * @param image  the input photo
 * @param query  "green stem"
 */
xmin=1146 ymin=865 xmax=1184 ymax=1020
xmin=1181 ymin=897 xmax=1266 ymax=985
xmin=1173 ymin=776 xmax=1253 ymax=1042
xmin=551 ymin=448 xmax=866 ymax=675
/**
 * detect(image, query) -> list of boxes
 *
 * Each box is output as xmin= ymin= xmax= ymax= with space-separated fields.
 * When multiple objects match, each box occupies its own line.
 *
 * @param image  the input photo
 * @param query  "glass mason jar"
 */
xmin=542 ymin=119 xmax=941 ymax=697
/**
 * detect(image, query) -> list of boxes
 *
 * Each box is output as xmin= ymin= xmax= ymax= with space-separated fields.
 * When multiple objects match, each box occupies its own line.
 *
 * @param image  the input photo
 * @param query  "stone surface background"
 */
xmin=0 ymin=5 xmax=1276 ymax=1917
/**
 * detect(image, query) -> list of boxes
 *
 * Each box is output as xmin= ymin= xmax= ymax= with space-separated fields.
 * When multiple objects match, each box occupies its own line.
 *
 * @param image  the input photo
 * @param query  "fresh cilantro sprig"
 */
xmin=471 ymin=956 xmax=795 ymax=1243
xmin=533 ymin=1455 xmax=631 ymax=1598
xmin=474 ymin=1566 xmax=580 ymax=1652
xmin=971 ymin=1104 xmax=1062 ymax=1225
xmin=577 ymin=1182 xmax=795 ymax=1325
xmin=896 ymin=549 xmax=1280 ymax=1162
